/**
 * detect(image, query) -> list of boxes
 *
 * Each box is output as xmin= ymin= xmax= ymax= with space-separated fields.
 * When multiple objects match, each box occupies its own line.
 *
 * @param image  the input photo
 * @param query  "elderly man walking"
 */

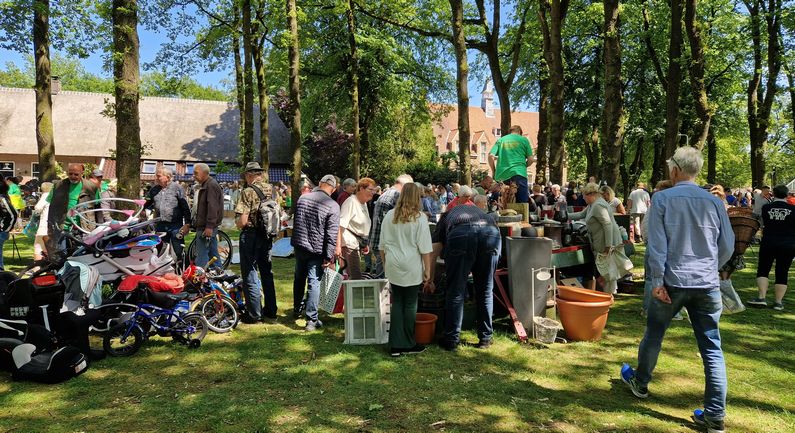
xmin=627 ymin=182 xmax=651 ymax=243
xmin=292 ymin=175 xmax=340 ymax=331
xmin=146 ymin=167 xmax=192 ymax=260
xmin=192 ymin=163 xmax=224 ymax=270
xmin=621 ymin=147 xmax=734 ymax=433
xmin=235 ymin=162 xmax=281 ymax=323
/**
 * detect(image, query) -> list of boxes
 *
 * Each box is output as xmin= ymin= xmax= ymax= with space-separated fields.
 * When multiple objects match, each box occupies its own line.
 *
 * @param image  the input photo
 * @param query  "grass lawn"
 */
xmin=0 ymin=233 xmax=793 ymax=432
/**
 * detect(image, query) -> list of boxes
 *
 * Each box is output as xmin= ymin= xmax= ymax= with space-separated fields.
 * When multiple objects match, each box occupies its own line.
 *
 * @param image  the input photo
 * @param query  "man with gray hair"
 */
xmin=146 ymin=166 xmax=192 ymax=262
xmin=192 ymin=162 xmax=224 ymax=270
xmin=336 ymin=178 xmax=357 ymax=207
xmin=473 ymin=194 xmax=488 ymax=211
xmin=621 ymin=146 xmax=734 ymax=433
xmin=368 ymin=174 xmax=414 ymax=277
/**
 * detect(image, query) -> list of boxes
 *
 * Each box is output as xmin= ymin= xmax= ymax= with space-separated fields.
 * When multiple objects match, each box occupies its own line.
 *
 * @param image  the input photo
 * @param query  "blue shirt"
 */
xmin=646 ymin=181 xmax=734 ymax=289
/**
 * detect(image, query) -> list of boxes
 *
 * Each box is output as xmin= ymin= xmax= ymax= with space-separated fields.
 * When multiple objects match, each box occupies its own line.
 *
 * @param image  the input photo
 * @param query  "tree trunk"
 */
xmin=450 ymin=0 xmax=471 ymax=185
xmin=33 ymin=0 xmax=57 ymax=182
xmin=600 ymin=0 xmax=624 ymax=187
xmin=658 ymin=0 xmax=683 ymax=183
xmin=233 ymin=4 xmax=246 ymax=161
xmin=346 ymin=0 xmax=361 ymax=180
xmin=784 ymin=61 xmax=795 ymax=131
xmin=540 ymin=0 xmax=567 ymax=184
xmin=287 ymin=0 xmax=302 ymax=210
xmin=706 ymin=124 xmax=716 ymax=183
xmin=586 ymin=125 xmax=599 ymax=180
xmin=252 ymin=40 xmax=269 ymax=176
xmin=240 ymin=0 xmax=255 ymax=165
xmin=112 ymin=0 xmax=142 ymax=200
xmin=685 ymin=0 xmax=711 ymax=150
xmin=536 ymin=76 xmax=549 ymax=185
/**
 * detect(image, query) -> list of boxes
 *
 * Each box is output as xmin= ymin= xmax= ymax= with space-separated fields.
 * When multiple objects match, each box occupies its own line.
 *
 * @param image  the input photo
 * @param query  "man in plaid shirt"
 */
xmin=368 ymin=174 xmax=413 ymax=277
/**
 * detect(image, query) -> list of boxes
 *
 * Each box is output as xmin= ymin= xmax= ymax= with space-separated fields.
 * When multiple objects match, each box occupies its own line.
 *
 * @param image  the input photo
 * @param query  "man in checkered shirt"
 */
xmin=368 ymin=174 xmax=413 ymax=277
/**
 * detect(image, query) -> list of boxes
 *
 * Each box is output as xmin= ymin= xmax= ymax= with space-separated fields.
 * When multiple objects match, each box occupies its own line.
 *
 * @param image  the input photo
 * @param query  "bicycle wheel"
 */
xmin=186 ymin=230 xmax=233 ymax=270
xmin=197 ymin=295 xmax=239 ymax=333
xmin=172 ymin=312 xmax=209 ymax=343
xmin=103 ymin=323 xmax=144 ymax=357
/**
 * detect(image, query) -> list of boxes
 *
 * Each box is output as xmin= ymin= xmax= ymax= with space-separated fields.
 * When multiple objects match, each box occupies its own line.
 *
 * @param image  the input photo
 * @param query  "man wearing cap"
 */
xmin=88 ymin=169 xmax=114 ymax=224
xmin=291 ymin=174 xmax=340 ymax=331
xmin=145 ymin=166 xmax=192 ymax=260
xmin=235 ymin=162 xmax=281 ymax=323
xmin=193 ymin=162 xmax=224 ymax=270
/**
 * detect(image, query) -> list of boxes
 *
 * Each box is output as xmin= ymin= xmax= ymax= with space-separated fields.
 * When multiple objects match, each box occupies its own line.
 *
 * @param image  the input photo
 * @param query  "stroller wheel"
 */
xmin=188 ymin=339 xmax=201 ymax=349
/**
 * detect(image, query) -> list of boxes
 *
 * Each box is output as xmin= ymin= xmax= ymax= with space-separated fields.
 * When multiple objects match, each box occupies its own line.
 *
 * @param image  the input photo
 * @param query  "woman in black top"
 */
xmin=749 ymin=184 xmax=795 ymax=311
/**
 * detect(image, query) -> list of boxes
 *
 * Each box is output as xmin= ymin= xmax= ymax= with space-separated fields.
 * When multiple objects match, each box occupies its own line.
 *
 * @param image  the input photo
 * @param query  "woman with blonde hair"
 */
xmin=600 ymin=185 xmax=626 ymax=215
xmin=379 ymin=183 xmax=433 ymax=356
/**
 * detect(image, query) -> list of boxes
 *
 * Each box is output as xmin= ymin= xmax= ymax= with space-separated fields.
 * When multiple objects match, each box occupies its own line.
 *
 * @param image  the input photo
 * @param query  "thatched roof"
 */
xmin=0 ymin=87 xmax=290 ymax=164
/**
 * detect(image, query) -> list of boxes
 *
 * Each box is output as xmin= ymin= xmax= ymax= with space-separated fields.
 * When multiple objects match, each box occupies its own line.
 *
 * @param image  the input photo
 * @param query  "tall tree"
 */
xmin=112 ymin=0 xmax=142 ymax=199
xmin=662 ymin=0 xmax=684 ymax=177
xmin=241 ymin=0 xmax=255 ymax=165
xmin=469 ymin=0 xmax=531 ymax=132
xmin=287 ymin=0 xmax=302 ymax=208
xmin=233 ymin=3 xmax=247 ymax=163
xmin=536 ymin=73 xmax=549 ymax=185
xmin=684 ymin=0 xmax=711 ymax=150
xmin=32 ymin=0 xmax=57 ymax=182
xmin=600 ymin=0 xmax=624 ymax=187
xmin=450 ymin=0 xmax=471 ymax=185
xmin=539 ymin=0 xmax=568 ymax=184
xmin=252 ymin=0 xmax=272 ymax=174
xmin=345 ymin=0 xmax=361 ymax=179
xmin=745 ymin=0 xmax=782 ymax=187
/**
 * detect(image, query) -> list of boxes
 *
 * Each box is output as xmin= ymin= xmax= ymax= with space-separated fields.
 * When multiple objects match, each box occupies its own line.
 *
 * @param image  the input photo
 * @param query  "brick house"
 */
xmin=431 ymin=81 xmax=540 ymax=182
xmin=0 ymin=85 xmax=291 ymax=183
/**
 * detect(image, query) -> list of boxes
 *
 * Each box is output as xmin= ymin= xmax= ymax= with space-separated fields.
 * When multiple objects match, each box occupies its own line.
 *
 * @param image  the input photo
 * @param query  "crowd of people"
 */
xmin=0 ymin=130 xmax=793 ymax=430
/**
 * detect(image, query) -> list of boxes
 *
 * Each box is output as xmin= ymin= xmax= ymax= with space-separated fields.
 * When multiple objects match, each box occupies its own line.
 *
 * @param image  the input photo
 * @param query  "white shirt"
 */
xmin=379 ymin=210 xmax=433 ymax=287
xmin=339 ymin=195 xmax=371 ymax=250
xmin=628 ymin=188 xmax=650 ymax=214
xmin=34 ymin=193 xmax=50 ymax=237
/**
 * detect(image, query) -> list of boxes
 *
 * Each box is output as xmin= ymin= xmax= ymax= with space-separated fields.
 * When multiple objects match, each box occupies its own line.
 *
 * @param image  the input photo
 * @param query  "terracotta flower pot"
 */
xmin=556 ymin=296 xmax=613 ymax=341
xmin=415 ymin=312 xmax=438 ymax=345
xmin=557 ymin=285 xmax=614 ymax=303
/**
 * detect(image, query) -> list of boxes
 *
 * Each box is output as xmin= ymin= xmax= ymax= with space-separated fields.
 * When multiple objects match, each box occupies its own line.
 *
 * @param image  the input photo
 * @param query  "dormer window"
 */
xmin=494 ymin=128 xmax=502 ymax=137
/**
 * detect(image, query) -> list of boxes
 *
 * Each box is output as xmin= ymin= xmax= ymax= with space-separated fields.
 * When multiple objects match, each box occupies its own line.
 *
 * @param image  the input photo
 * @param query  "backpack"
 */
xmin=251 ymin=185 xmax=282 ymax=238
xmin=0 ymin=196 xmax=17 ymax=233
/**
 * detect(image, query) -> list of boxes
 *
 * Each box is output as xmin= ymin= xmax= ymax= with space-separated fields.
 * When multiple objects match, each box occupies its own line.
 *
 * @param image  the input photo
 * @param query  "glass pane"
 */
xmin=365 ymin=316 xmax=376 ymax=339
xmin=352 ymin=286 xmax=364 ymax=310
xmin=353 ymin=317 xmax=364 ymax=339
xmin=363 ymin=287 xmax=375 ymax=309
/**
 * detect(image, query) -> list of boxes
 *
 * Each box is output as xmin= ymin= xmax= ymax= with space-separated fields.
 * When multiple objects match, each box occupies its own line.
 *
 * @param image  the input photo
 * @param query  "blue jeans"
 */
xmin=239 ymin=229 xmax=277 ymax=318
xmin=156 ymin=222 xmax=185 ymax=261
xmin=510 ymin=175 xmax=529 ymax=203
xmin=292 ymin=247 xmax=324 ymax=322
xmin=0 ymin=231 xmax=8 ymax=270
xmin=636 ymin=287 xmax=727 ymax=421
xmin=194 ymin=227 xmax=220 ymax=270
xmin=443 ymin=223 xmax=501 ymax=344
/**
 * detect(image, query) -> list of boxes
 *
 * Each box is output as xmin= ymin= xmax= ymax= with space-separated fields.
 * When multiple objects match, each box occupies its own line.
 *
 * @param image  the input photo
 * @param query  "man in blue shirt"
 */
xmin=621 ymin=146 xmax=734 ymax=433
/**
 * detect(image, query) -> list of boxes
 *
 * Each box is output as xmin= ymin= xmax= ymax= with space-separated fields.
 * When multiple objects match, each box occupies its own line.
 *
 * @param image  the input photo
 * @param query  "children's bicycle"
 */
xmin=103 ymin=301 xmax=209 ymax=357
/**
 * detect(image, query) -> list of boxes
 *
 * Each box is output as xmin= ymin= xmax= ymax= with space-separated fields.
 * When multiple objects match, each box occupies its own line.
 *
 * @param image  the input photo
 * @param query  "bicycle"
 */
xmin=102 ymin=302 xmax=209 ymax=357
xmin=185 ymin=229 xmax=233 ymax=270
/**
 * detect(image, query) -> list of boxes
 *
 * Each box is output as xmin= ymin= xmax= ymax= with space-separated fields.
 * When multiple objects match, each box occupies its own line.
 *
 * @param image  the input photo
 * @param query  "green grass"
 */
xmin=0 ymin=236 xmax=793 ymax=432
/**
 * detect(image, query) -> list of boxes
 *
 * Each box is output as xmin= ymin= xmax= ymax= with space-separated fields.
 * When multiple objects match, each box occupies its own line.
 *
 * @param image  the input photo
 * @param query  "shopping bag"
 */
xmin=719 ymin=280 xmax=745 ymax=314
xmin=22 ymin=214 xmax=40 ymax=239
xmin=318 ymin=264 xmax=343 ymax=314
xmin=596 ymin=247 xmax=634 ymax=282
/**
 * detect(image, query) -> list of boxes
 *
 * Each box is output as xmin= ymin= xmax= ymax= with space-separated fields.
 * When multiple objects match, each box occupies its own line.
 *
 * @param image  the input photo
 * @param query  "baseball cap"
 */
xmin=320 ymin=174 xmax=337 ymax=188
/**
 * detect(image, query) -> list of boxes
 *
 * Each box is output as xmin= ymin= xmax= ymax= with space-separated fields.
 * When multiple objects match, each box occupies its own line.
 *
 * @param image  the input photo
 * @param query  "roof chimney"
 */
xmin=51 ymin=76 xmax=61 ymax=95
xmin=481 ymin=80 xmax=494 ymax=118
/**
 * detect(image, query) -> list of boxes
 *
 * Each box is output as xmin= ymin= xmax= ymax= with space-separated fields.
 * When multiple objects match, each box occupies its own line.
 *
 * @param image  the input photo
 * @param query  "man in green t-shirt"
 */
xmin=46 ymin=163 xmax=98 ymax=236
xmin=488 ymin=125 xmax=534 ymax=203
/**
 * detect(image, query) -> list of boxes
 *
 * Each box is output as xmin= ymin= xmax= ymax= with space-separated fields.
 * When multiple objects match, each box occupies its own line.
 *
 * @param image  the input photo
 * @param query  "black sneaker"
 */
xmin=692 ymin=409 xmax=725 ymax=433
xmin=389 ymin=349 xmax=402 ymax=357
xmin=772 ymin=302 xmax=784 ymax=311
xmin=477 ymin=339 xmax=493 ymax=349
xmin=438 ymin=339 xmax=458 ymax=352
xmin=401 ymin=345 xmax=426 ymax=355
xmin=240 ymin=314 xmax=260 ymax=324
xmin=747 ymin=297 xmax=768 ymax=307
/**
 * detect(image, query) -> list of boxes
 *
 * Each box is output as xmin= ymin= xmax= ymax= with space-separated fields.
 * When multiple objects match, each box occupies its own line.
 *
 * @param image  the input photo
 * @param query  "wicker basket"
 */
xmin=729 ymin=215 xmax=760 ymax=255
xmin=727 ymin=207 xmax=753 ymax=217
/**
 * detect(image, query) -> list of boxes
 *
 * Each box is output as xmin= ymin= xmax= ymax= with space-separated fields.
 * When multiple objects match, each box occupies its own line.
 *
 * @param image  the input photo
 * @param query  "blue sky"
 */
xmin=0 ymin=24 xmax=525 ymax=110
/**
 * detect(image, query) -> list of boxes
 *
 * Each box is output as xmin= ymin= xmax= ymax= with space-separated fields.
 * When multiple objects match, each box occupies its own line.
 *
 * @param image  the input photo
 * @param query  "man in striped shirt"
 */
xmin=291 ymin=175 xmax=340 ymax=331
xmin=368 ymin=174 xmax=413 ymax=277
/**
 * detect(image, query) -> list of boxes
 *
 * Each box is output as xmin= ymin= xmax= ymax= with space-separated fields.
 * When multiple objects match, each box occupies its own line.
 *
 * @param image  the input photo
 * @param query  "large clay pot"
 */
xmin=556 ymin=297 xmax=613 ymax=341
xmin=415 ymin=312 xmax=438 ymax=345
xmin=557 ymin=285 xmax=614 ymax=303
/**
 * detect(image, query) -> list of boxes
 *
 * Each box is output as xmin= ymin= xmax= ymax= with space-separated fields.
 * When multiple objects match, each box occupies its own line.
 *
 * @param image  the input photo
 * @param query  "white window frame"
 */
xmin=141 ymin=160 xmax=157 ymax=174
xmin=162 ymin=161 xmax=177 ymax=174
xmin=0 ymin=161 xmax=15 ymax=180
xmin=479 ymin=142 xmax=488 ymax=163
xmin=185 ymin=163 xmax=195 ymax=175
xmin=31 ymin=162 xmax=40 ymax=179
xmin=494 ymin=128 xmax=502 ymax=138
